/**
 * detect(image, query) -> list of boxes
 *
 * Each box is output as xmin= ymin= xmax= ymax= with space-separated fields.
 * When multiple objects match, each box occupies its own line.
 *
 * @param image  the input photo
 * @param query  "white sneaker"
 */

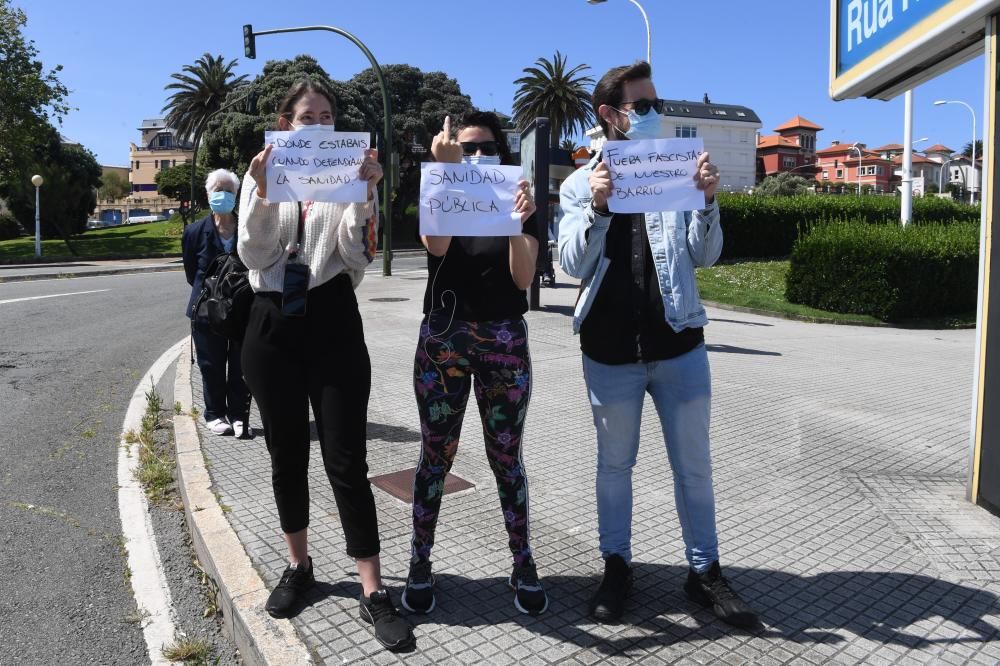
xmin=232 ymin=421 xmax=249 ymax=438
xmin=207 ymin=418 xmax=234 ymax=435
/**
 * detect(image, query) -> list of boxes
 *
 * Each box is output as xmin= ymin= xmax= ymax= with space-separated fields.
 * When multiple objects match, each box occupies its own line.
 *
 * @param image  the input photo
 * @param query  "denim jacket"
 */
xmin=558 ymin=152 xmax=723 ymax=334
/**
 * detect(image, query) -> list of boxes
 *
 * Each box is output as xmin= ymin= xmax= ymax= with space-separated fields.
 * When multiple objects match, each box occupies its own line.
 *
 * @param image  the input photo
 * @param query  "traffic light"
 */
xmin=179 ymin=200 xmax=190 ymax=216
xmin=243 ymin=25 xmax=256 ymax=59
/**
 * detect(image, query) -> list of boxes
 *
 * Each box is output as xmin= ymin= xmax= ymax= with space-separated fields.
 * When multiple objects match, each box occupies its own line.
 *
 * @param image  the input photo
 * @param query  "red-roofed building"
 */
xmin=756 ymin=116 xmax=823 ymax=182
xmin=813 ymin=141 xmax=896 ymax=193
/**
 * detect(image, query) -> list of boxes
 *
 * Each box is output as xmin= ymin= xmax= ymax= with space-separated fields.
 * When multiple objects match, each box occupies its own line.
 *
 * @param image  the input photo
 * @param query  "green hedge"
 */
xmin=716 ymin=193 xmax=978 ymax=259
xmin=785 ymin=221 xmax=979 ymax=321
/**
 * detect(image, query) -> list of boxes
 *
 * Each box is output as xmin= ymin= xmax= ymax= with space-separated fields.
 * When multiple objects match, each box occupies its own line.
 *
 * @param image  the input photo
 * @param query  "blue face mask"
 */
xmin=462 ymin=155 xmax=501 ymax=166
xmin=623 ymin=108 xmax=668 ymax=141
xmin=209 ymin=190 xmax=236 ymax=214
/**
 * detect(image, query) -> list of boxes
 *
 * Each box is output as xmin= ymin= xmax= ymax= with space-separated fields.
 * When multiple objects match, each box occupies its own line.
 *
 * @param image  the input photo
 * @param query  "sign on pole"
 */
xmin=830 ymin=0 xmax=1000 ymax=100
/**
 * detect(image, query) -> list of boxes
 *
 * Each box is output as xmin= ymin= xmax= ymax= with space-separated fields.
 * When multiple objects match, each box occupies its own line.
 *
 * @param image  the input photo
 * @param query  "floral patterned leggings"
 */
xmin=411 ymin=315 xmax=535 ymax=567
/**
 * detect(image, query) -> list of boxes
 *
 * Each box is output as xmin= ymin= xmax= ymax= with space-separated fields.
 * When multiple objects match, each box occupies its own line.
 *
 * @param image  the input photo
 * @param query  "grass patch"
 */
xmin=133 ymin=379 xmax=175 ymax=504
xmin=162 ymin=637 xmax=212 ymax=663
xmin=696 ymin=260 xmax=975 ymax=327
xmin=0 ymin=220 xmax=183 ymax=263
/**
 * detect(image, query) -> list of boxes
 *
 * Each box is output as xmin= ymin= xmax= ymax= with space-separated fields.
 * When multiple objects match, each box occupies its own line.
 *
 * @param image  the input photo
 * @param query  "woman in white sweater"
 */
xmin=237 ymin=79 xmax=413 ymax=652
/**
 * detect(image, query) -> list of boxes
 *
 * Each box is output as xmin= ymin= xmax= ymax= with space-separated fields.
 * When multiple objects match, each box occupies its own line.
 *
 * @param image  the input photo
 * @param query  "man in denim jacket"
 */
xmin=558 ymin=62 xmax=757 ymax=628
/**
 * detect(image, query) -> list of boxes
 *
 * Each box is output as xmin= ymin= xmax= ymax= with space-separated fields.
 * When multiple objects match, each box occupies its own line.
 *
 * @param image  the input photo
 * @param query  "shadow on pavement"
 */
xmin=710 ymin=317 xmax=775 ymax=327
xmin=298 ymin=566 xmax=999 ymax=656
xmin=706 ymin=344 xmax=781 ymax=356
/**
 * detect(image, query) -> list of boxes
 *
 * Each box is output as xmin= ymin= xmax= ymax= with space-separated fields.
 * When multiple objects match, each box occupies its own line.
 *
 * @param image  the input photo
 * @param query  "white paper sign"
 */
xmin=263 ymin=128 xmax=370 ymax=203
xmin=419 ymin=162 xmax=522 ymax=237
xmin=604 ymin=137 xmax=706 ymax=213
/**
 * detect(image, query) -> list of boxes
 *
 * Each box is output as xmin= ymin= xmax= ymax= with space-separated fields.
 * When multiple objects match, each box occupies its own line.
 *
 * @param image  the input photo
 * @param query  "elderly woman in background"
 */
xmin=182 ymin=168 xmax=250 ymax=437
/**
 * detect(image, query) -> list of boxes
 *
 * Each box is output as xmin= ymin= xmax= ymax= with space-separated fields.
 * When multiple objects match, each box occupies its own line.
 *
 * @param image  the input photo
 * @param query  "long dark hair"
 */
xmin=453 ymin=110 xmax=514 ymax=166
xmin=276 ymin=78 xmax=338 ymax=127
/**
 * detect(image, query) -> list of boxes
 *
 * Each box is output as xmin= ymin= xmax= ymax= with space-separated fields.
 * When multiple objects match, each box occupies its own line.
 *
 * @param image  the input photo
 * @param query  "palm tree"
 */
xmin=560 ymin=138 xmax=578 ymax=152
xmin=962 ymin=140 xmax=983 ymax=159
xmin=162 ymin=53 xmax=247 ymax=144
xmin=512 ymin=51 xmax=595 ymax=150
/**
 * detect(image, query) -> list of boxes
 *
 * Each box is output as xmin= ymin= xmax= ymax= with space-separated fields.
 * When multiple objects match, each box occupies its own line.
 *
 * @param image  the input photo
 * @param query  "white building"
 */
xmin=585 ymin=96 xmax=762 ymax=192
xmin=921 ymin=144 xmax=980 ymax=197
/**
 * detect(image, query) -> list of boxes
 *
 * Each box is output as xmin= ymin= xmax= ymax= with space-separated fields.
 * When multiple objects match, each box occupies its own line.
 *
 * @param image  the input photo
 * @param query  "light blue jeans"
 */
xmin=582 ymin=344 xmax=719 ymax=573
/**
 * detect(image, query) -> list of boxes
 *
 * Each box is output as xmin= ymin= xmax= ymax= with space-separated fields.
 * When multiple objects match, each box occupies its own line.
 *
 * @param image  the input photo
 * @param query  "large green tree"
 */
xmin=3 ymin=133 xmax=102 ymax=241
xmin=98 ymin=171 xmax=130 ymax=202
xmin=0 ymin=2 xmax=102 ymax=250
xmin=512 ymin=51 xmax=595 ymax=150
xmin=0 ymin=0 xmax=69 ymax=199
xmin=162 ymin=53 xmax=248 ymax=144
xmin=155 ymin=162 xmax=209 ymax=207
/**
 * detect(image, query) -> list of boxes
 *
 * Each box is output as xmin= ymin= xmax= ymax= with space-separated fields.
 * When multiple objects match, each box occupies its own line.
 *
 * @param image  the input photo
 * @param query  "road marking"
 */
xmin=118 ymin=337 xmax=186 ymax=665
xmin=0 ymin=289 xmax=110 ymax=305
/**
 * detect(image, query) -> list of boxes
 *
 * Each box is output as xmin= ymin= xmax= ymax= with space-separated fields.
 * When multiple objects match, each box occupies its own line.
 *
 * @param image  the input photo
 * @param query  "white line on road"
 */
xmin=118 ymin=337 xmax=186 ymax=665
xmin=0 ymin=289 xmax=110 ymax=305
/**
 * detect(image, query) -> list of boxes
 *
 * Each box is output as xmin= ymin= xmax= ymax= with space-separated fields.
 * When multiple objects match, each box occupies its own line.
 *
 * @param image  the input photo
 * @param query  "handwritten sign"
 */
xmin=263 ymin=128 xmax=369 ymax=203
xmin=604 ymin=137 xmax=705 ymax=213
xmin=419 ymin=162 xmax=522 ymax=237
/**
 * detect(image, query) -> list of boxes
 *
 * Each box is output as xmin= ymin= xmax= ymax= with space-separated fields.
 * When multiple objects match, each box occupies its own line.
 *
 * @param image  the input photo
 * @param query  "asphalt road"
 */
xmin=0 ymin=254 xmax=427 ymax=664
xmin=0 ymin=271 xmax=189 ymax=665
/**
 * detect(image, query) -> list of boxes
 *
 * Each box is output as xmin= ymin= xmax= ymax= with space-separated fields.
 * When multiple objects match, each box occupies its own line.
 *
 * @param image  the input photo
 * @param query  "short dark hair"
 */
xmin=452 ymin=110 xmax=514 ymax=166
xmin=592 ymin=61 xmax=652 ymax=138
xmin=276 ymin=78 xmax=338 ymax=126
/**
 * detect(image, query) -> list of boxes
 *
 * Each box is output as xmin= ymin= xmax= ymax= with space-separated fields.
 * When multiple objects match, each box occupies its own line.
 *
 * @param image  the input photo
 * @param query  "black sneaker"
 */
xmin=508 ymin=561 xmax=548 ymax=615
xmin=401 ymin=560 xmax=435 ymax=614
xmin=359 ymin=589 xmax=415 ymax=651
xmin=265 ymin=557 xmax=314 ymax=619
xmin=589 ymin=554 xmax=633 ymax=623
xmin=684 ymin=561 xmax=760 ymax=629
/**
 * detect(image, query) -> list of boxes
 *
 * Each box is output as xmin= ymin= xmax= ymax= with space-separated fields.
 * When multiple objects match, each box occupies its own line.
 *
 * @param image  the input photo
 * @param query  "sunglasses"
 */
xmin=621 ymin=98 xmax=667 ymax=115
xmin=460 ymin=141 xmax=499 ymax=156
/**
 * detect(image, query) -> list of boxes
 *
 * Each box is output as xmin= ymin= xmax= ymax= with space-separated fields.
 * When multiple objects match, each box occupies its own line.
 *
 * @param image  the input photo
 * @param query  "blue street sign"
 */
xmin=836 ymin=0 xmax=948 ymax=75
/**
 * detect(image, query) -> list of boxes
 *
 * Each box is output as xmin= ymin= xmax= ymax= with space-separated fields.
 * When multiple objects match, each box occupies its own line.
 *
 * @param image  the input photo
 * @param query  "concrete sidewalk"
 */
xmin=185 ymin=263 xmax=1000 ymax=665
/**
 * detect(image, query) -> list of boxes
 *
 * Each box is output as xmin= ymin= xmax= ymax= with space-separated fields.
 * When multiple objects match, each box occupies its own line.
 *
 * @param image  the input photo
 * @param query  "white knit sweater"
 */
xmin=237 ymin=173 xmax=378 ymax=293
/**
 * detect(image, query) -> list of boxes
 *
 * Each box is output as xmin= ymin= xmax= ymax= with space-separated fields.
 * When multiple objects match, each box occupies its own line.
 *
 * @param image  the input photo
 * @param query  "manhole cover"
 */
xmin=370 ymin=467 xmax=474 ymax=502
xmin=369 ymin=297 xmax=409 ymax=302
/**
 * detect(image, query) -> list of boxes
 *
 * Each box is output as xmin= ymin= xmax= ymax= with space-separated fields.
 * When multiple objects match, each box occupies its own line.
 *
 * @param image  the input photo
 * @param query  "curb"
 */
xmin=173 ymin=352 xmax=314 ymax=665
xmin=0 ymin=264 xmax=184 ymax=284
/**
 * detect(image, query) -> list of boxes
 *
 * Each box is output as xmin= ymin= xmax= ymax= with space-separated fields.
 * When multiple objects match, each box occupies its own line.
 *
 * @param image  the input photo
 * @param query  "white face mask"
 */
xmin=462 ymin=154 xmax=501 ymax=166
xmin=290 ymin=122 xmax=334 ymax=131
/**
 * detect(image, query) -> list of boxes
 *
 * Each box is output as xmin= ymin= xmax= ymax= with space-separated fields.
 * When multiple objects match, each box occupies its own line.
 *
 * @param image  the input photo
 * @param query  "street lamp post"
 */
xmin=848 ymin=144 xmax=863 ymax=195
xmin=939 ymin=157 xmax=958 ymax=195
xmin=586 ymin=0 xmax=651 ymax=64
xmin=31 ymin=174 xmax=43 ymax=258
xmin=934 ymin=99 xmax=977 ymax=204
xmin=244 ymin=24 xmax=397 ymax=276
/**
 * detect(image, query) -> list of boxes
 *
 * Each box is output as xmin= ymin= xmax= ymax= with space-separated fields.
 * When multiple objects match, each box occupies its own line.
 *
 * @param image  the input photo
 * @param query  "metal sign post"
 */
xmin=520 ymin=118 xmax=550 ymax=311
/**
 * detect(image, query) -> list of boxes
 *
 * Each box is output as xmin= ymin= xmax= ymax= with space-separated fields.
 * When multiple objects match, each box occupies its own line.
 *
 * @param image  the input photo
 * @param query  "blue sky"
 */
xmin=19 ymin=0 xmax=987 ymax=166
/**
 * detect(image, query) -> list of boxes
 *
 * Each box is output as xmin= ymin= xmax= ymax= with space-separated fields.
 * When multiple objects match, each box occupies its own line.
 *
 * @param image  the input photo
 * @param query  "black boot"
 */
xmin=589 ymin=554 xmax=633 ymax=623
xmin=684 ymin=561 xmax=759 ymax=629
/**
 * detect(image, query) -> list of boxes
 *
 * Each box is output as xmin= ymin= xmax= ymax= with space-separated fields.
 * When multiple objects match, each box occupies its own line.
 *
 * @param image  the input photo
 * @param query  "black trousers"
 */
xmin=241 ymin=274 xmax=379 ymax=558
xmin=191 ymin=319 xmax=249 ymax=423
